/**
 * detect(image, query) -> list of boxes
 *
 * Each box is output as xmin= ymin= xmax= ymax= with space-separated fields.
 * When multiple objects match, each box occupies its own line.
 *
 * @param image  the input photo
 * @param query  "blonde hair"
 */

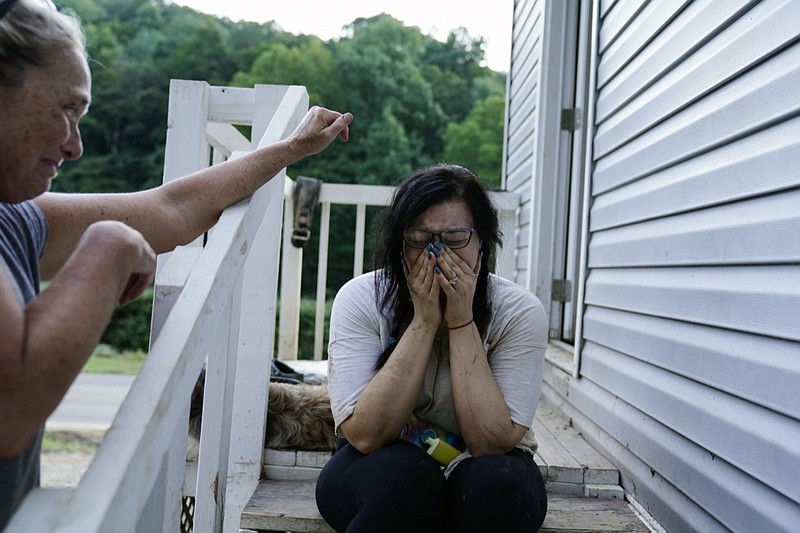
xmin=0 ymin=0 xmax=86 ymax=87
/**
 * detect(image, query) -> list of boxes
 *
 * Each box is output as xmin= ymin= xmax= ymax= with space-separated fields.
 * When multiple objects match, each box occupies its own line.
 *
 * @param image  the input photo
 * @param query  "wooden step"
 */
xmin=533 ymin=403 xmax=620 ymax=493
xmin=242 ymin=479 xmax=332 ymax=533
xmin=259 ymin=403 xmax=622 ymax=497
xmin=241 ymin=401 xmax=647 ymax=532
xmin=542 ymin=496 xmax=651 ymax=533
xmin=240 ymin=479 xmax=333 ymax=533
xmin=241 ymin=480 xmax=650 ymax=533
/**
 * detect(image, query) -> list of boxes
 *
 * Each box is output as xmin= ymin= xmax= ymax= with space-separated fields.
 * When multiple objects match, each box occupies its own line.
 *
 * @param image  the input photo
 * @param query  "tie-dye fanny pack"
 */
xmin=399 ymin=413 xmax=466 ymax=453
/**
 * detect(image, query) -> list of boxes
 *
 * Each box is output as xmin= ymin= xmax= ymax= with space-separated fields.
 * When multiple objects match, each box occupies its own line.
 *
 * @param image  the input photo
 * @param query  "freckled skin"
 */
xmin=0 ymin=46 xmax=90 ymax=203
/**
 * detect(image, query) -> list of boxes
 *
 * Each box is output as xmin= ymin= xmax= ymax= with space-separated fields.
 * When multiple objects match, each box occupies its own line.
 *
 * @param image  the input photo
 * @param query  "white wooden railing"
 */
xmin=277 ymin=181 xmax=520 ymax=361
xmin=10 ymin=81 xmax=307 ymax=532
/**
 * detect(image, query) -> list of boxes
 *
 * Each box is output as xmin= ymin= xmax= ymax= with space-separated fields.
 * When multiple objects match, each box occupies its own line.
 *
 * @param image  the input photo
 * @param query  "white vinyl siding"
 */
xmin=508 ymin=0 xmax=800 ymax=531
xmin=504 ymin=0 xmax=582 ymax=340
xmin=504 ymin=0 xmax=545 ymax=286
xmin=580 ymin=0 xmax=800 ymax=530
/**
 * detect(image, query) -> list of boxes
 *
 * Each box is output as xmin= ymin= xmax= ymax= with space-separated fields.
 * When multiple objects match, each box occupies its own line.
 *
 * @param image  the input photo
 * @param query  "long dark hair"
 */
xmin=372 ymin=164 xmax=502 ymax=369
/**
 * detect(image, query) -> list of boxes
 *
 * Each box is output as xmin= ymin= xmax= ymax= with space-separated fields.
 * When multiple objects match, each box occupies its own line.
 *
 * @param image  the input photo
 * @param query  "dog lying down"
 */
xmin=187 ymin=367 xmax=336 ymax=462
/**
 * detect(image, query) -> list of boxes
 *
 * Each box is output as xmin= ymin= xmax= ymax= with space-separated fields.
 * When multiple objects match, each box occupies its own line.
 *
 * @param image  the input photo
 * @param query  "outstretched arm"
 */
xmin=0 ymin=221 xmax=155 ymax=457
xmin=36 ymin=106 xmax=353 ymax=278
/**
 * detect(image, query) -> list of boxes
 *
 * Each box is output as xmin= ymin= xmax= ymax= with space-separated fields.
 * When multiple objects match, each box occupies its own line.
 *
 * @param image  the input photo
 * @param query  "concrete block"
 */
xmin=297 ymin=450 xmax=332 ymax=468
xmin=546 ymin=481 xmax=584 ymax=495
xmin=264 ymin=448 xmax=297 ymax=466
xmin=584 ymin=483 xmax=625 ymax=499
xmin=265 ymin=465 xmax=322 ymax=481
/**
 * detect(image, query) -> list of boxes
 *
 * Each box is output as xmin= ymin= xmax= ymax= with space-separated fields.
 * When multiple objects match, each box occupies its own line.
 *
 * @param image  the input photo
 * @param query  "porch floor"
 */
xmin=240 ymin=401 xmax=652 ymax=532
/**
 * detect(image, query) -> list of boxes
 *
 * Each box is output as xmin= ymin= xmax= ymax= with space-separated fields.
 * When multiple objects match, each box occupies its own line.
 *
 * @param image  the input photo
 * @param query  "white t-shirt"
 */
xmin=327 ymin=271 xmax=548 ymax=459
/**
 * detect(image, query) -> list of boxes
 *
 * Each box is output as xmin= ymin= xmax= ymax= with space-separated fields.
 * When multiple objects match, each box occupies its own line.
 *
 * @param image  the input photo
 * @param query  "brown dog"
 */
xmin=187 ymin=368 xmax=336 ymax=461
xmin=264 ymin=382 xmax=336 ymax=451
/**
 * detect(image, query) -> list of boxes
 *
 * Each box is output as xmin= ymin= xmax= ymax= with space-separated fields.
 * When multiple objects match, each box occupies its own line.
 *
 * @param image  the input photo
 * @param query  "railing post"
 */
xmin=193 ymin=282 xmax=241 ymax=532
xmin=143 ymin=79 xmax=210 ymax=532
xmin=313 ymin=202 xmax=332 ymax=360
xmin=221 ymin=85 xmax=308 ymax=532
xmin=353 ymin=204 xmax=367 ymax=277
xmin=278 ymin=181 xmax=302 ymax=361
xmin=152 ymin=79 xmax=211 ymax=337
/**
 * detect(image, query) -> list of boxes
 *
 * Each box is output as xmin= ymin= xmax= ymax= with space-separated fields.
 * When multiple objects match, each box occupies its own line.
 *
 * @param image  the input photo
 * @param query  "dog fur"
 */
xmin=187 ymin=369 xmax=336 ymax=461
xmin=264 ymin=382 xmax=336 ymax=451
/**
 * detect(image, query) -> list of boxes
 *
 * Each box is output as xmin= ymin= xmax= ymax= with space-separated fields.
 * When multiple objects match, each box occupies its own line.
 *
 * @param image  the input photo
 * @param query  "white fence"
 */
xmin=277 ymin=182 xmax=520 ymax=361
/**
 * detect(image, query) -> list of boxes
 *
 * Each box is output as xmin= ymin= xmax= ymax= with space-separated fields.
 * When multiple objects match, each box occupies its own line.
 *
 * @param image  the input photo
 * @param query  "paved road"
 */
xmin=46 ymin=373 xmax=135 ymax=431
xmin=45 ymin=360 xmax=328 ymax=432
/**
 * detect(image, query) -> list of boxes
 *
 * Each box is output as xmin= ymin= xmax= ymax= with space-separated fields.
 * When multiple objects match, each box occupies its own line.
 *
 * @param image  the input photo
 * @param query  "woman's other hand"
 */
xmin=80 ymin=221 xmax=156 ymax=305
xmin=117 ymin=238 xmax=156 ymax=305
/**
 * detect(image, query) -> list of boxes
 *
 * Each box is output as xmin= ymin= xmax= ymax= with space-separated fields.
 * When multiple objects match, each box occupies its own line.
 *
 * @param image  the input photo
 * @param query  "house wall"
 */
xmin=508 ymin=0 xmax=800 ymax=531
xmin=504 ymin=0 xmax=545 ymax=287
xmin=503 ymin=0 xmax=577 ymax=337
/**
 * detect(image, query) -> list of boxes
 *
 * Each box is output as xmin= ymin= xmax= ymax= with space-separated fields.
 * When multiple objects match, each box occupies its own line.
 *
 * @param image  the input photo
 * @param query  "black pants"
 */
xmin=315 ymin=439 xmax=547 ymax=532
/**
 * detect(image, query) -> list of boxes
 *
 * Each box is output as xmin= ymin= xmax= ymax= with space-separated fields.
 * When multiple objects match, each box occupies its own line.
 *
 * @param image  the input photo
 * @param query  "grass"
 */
xmin=82 ymin=345 xmax=147 ymax=375
xmin=42 ymin=432 xmax=99 ymax=454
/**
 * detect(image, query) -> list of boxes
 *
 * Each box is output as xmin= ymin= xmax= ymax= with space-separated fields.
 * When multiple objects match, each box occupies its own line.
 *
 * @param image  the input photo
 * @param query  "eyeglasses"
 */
xmin=403 ymin=227 xmax=475 ymax=249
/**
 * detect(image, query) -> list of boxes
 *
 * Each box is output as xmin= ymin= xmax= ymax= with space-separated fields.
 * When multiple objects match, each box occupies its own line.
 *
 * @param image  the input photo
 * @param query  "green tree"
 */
xmin=357 ymin=106 xmax=414 ymax=184
xmin=331 ymin=15 xmax=446 ymax=174
xmin=225 ymin=20 xmax=284 ymax=72
xmin=421 ymin=28 xmax=494 ymax=125
xmin=442 ymin=94 xmax=506 ymax=187
xmin=165 ymin=19 xmax=236 ymax=85
xmin=47 ymin=1 xmax=510 ymax=304
xmin=232 ymin=37 xmax=344 ymax=109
